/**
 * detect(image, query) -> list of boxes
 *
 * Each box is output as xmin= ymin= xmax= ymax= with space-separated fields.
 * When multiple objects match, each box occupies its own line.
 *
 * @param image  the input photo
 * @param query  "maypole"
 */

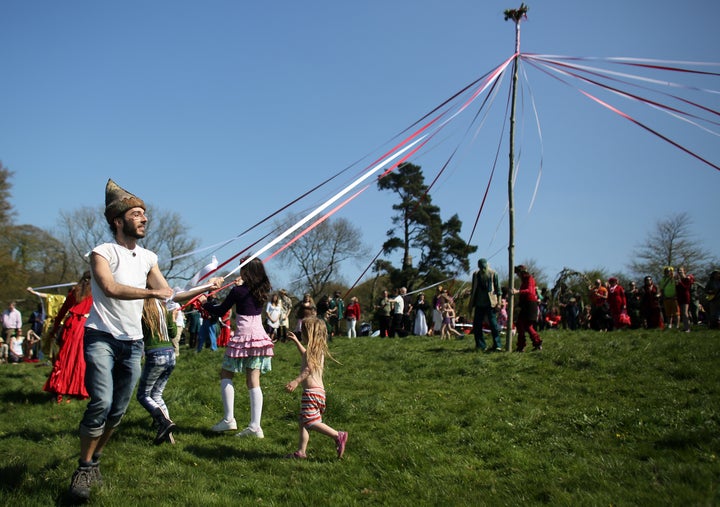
xmin=503 ymin=4 xmax=528 ymax=351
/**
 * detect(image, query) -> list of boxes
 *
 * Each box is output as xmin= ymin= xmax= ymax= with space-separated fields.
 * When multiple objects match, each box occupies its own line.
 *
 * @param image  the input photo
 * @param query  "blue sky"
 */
xmin=2 ymin=0 xmax=719 ymax=291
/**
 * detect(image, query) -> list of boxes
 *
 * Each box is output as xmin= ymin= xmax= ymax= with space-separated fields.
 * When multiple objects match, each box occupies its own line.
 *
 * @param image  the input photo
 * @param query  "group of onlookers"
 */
xmin=0 ymin=299 xmax=46 ymax=364
xmin=552 ymin=267 xmax=720 ymax=332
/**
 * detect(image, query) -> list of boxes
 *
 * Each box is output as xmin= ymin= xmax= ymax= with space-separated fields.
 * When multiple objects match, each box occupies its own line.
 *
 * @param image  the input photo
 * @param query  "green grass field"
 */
xmin=1 ymin=328 xmax=718 ymax=506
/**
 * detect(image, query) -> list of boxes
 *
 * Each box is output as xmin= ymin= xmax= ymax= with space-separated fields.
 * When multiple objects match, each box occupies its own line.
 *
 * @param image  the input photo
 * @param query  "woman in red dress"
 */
xmin=43 ymin=272 xmax=92 ymax=403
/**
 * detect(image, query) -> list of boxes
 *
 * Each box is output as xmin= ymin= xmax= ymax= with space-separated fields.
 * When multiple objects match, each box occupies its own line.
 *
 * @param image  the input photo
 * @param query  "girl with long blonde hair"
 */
xmin=284 ymin=317 xmax=347 ymax=459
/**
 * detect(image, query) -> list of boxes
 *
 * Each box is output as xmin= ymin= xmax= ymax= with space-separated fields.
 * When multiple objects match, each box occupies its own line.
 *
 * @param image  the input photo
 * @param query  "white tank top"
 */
xmin=85 ymin=242 xmax=158 ymax=341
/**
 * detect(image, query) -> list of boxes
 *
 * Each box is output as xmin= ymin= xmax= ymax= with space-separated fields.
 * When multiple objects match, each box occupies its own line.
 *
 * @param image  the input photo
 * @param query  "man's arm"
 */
xmin=91 ymin=253 xmax=173 ymax=301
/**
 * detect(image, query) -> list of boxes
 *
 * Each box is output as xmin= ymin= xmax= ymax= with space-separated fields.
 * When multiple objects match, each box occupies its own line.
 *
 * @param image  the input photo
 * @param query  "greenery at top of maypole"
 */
xmin=504 ymin=3 xmax=529 ymax=23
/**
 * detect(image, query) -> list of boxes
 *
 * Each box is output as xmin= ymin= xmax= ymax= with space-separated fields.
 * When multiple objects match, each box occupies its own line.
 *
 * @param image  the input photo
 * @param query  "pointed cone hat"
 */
xmin=104 ymin=179 xmax=146 ymax=224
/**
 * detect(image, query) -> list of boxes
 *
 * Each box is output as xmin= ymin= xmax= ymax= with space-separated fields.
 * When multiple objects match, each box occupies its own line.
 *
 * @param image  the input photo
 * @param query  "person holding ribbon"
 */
xmin=68 ymin=179 xmax=220 ymax=502
xmin=202 ymin=257 xmax=275 ymax=439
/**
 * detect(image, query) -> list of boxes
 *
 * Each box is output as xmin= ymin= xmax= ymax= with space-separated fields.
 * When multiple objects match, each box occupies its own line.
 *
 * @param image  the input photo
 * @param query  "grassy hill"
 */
xmin=1 ymin=328 xmax=718 ymax=506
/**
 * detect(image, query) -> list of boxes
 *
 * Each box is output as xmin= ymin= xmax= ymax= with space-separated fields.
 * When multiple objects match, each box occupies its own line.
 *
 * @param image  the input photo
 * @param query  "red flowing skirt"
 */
xmin=43 ymin=312 xmax=89 ymax=400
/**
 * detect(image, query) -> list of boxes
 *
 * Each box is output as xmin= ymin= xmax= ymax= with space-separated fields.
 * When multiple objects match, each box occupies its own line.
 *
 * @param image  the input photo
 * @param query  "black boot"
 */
xmin=151 ymin=408 xmax=177 ymax=445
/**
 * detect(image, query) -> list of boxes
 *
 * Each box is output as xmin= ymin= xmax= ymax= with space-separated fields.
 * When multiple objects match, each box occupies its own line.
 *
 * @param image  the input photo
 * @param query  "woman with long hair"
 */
xmin=202 ymin=258 xmax=275 ymax=438
xmin=43 ymin=271 xmax=93 ymax=403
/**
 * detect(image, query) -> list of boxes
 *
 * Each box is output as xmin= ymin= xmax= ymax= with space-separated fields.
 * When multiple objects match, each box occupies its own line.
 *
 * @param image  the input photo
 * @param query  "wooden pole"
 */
xmin=503 ymin=4 xmax=527 ymax=351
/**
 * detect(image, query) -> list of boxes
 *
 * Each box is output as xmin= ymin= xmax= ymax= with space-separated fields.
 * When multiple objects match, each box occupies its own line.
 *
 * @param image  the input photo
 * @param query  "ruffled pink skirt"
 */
xmin=225 ymin=314 xmax=274 ymax=359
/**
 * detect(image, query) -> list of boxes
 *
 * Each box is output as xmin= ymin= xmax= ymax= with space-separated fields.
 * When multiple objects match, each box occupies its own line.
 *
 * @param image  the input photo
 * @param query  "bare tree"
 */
xmin=629 ymin=212 xmax=712 ymax=280
xmin=56 ymin=205 xmax=200 ymax=285
xmin=277 ymin=216 xmax=368 ymax=298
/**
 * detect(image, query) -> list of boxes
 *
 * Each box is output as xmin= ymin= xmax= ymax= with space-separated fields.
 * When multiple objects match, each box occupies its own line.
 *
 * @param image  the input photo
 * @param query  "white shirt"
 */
xmin=85 ymin=242 xmax=158 ymax=341
xmin=266 ymin=302 xmax=281 ymax=329
xmin=2 ymin=308 xmax=22 ymax=330
xmin=392 ymin=295 xmax=404 ymax=315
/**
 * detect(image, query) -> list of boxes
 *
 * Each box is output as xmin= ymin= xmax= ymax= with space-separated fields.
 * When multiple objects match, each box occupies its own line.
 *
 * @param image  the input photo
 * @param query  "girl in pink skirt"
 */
xmin=201 ymin=258 xmax=274 ymax=438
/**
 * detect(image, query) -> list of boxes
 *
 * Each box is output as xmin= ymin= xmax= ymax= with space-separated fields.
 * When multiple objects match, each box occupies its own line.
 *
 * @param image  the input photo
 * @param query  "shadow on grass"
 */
xmin=0 ymin=461 xmax=27 ymax=491
xmin=0 ymin=389 xmax=54 ymax=405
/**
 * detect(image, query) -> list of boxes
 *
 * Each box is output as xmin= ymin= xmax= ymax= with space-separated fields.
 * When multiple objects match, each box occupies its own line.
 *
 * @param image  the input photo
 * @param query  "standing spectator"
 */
xmin=676 ymin=267 xmax=694 ymax=332
xmin=2 ymin=301 xmax=22 ymax=344
xmin=640 ymin=276 xmax=664 ymax=329
xmin=28 ymin=303 xmax=44 ymax=360
xmin=389 ymin=288 xmax=405 ymax=337
xmin=374 ymin=290 xmax=392 ymax=338
xmin=43 ymin=272 xmax=93 ymax=403
xmin=538 ymin=288 xmax=550 ymax=331
xmin=277 ymin=289 xmax=293 ymax=342
xmin=703 ymin=270 xmax=720 ymax=329
xmin=413 ymin=293 xmax=429 ymax=336
xmin=688 ymin=276 xmax=701 ymax=325
xmin=329 ymin=291 xmax=345 ymax=338
xmin=607 ymin=277 xmax=628 ymax=330
xmin=589 ymin=279 xmax=610 ymax=331
xmin=184 ymin=309 xmax=200 ymax=350
xmin=430 ymin=286 xmax=446 ymax=337
xmin=317 ymin=295 xmax=332 ymax=337
xmin=295 ymin=293 xmax=316 ymax=334
xmin=265 ymin=293 xmax=282 ymax=342
xmin=468 ymin=258 xmax=502 ymax=352
xmin=68 ymin=179 xmax=184 ymax=502
xmin=660 ymin=266 xmax=679 ymax=329
xmin=203 ymin=258 xmax=275 ymax=439
xmin=401 ymin=288 xmax=414 ymax=335
xmin=345 ymin=297 xmax=361 ymax=338
xmin=565 ymin=294 xmax=581 ymax=331
xmin=626 ymin=282 xmax=643 ymax=329
xmin=29 ymin=303 xmax=45 ymax=336
xmin=512 ymin=265 xmax=542 ymax=352
xmin=195 ymin=296 xmax=219 ymax=352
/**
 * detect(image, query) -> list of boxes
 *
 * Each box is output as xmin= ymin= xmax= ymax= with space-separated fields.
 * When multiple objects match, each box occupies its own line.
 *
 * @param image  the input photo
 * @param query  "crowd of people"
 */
xmin=554 ymin=266 xmax=719 ymax=332
xmin=7 ymin=179 xmax=348 ymax=503
xmin=4 ymin=179 xmax=718 ymax=502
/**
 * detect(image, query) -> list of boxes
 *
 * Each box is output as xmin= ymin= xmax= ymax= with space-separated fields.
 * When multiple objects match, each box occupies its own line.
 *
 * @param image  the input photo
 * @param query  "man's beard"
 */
xmin=122 ymin=219 xmax=146 ymax=239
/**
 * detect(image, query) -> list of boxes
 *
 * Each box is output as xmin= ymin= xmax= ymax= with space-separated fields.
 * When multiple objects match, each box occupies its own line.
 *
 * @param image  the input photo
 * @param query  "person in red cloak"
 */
xmin=44 ymin=272 xmax=93 ymax=403
xmin=607 ymin=277 xmax=628 ymax=330
xmin=512 ymin=265 xmax=542 ymax=352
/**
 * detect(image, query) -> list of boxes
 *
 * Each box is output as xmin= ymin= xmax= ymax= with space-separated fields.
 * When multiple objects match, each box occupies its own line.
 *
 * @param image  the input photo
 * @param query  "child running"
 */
xmin=136 ymin=298 xmax=178 ymax=445
xmin=285 ymin=317 xmax=347 ymax=459
xmin=202 ymin=257 xmax=274 ymax=438
xmin=440 ymin=302 xmax=463 ymax=339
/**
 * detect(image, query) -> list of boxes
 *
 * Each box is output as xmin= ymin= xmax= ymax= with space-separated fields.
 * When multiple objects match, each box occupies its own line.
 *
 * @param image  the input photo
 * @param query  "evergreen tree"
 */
xmin=377 ymin=162 xmax=476 ymax=289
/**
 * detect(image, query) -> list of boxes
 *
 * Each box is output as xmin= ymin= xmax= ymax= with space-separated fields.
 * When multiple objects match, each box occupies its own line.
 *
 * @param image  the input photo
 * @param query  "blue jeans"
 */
xmin=197 ymin=319 xmax=217 ymax=351
xmin=472 ymin=306 xmax=502 ymax=350
xmin=80 ymin=329 xmax=143 ymax=438
xmin=136 ymin=347 xmax=176 ymax=416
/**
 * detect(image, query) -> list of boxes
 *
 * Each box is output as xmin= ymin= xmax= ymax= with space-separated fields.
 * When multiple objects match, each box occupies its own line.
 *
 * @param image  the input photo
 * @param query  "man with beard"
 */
xmin=68 ymin=180 xmax=216 ymax=502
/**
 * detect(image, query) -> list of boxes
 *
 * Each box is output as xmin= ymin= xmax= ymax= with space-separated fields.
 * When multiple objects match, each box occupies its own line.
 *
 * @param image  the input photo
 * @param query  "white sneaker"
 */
xmin=236 ymin=426 xmax=264 ymax=439
xmin=211 ymin=418 xmax=237 ymax=432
